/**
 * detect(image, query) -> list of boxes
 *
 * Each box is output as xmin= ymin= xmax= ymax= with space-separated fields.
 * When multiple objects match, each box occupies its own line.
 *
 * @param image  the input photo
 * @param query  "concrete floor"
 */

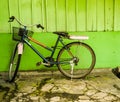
xmin=0 ymin=68 xmax=120 ymax=102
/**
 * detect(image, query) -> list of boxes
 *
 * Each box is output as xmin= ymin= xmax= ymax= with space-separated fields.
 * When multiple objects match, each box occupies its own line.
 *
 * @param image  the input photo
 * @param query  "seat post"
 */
xmin=50 ymin=35 xmax=61 ymax=58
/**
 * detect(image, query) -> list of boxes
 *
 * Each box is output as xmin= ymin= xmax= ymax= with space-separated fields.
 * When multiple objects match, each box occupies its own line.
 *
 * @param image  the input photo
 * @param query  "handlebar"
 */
xmin=8 ymin=16 xmax=44 ymax=30
xmin=8 ymin=16 xmax=15 ymax=22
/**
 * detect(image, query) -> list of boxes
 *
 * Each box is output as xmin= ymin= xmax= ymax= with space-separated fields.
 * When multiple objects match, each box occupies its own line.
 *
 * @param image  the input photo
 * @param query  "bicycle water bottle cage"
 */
xmin=53 ymin=32 xmax=69 ymax=38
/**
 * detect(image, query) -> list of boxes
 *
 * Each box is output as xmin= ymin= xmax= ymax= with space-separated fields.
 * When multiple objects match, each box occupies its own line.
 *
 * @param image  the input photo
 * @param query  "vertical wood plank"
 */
xmin=45 ymin=0 xmax=56 ymax=32
xmin=104 ymin=0 xmax=114 ymax=31
xmin=87 ymin=0 xmax=97 ymax=31
xmin=0 ymin=0 xmax=10 ymax=33
xmin=96 ymin=0 xmax=104 ymax=31
xmin=19 ymin=0 xmax=32 ymax=26
xmin=31 ymin=0 xmax=43 ymax=32
xmin=66 ymin=0 xmax=76 ymax=31
xmin=9 ymin=0 xmax=19 ymax=18
xmin=76 ymin=0 xmax=86 ymax=31
xmin=42 ymin=0 xmax=47 ymax=32
xmin=114 ymin=0 xmax=120 ymax=31
xmin=56 ymin=0 xmax=66 ymax=31
xmin=8 ymin=0 xmax=20 ymax=28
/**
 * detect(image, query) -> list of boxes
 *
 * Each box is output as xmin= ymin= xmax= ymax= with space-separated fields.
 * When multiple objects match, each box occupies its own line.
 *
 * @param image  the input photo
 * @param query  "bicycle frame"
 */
xmin=21 ymin=34 xmax=65 ymax=65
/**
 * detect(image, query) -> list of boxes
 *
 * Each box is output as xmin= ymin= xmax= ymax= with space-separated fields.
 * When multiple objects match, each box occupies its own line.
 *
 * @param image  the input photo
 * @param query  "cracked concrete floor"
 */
xmin=0 ymin=68 xmax=120 ymax=102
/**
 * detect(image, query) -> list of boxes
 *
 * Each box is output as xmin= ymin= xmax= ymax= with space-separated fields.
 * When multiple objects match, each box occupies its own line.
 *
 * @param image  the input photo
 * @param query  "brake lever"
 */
xmin=36 ymin=24 xmax=44 ymax=30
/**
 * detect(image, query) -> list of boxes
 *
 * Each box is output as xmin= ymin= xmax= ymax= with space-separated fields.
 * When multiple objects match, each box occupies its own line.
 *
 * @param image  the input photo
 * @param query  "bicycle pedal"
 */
xmin=36 ymin=62 xmax=41 ymax=66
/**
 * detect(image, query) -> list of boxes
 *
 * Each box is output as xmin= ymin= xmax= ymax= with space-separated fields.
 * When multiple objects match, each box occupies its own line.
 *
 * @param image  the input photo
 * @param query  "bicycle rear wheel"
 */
xmin=57 ymin=42 xmax=96 ymax=79
xmin=9 ymin=43 xmax=21 ymax=82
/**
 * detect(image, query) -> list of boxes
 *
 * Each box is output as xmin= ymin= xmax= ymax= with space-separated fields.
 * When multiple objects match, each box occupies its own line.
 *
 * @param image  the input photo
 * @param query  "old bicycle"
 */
xmin=8 ymin=16 xmax=96 ymax=82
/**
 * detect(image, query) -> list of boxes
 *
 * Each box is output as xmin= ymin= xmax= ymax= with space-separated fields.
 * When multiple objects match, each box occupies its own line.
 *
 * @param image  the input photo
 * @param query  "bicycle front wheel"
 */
xmin=9 ymin=44 xmax=21 ymax=82
xmin=57 ymin=42 xmax=96 ymax=79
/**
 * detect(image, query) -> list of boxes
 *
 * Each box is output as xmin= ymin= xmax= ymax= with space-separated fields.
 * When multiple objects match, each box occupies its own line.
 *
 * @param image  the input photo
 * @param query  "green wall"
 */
xmin=1 ymin=32 xmax=120 ymax=71
xmin=0 ymin=0 xmax=120 ymax=71
xmin=1 ymin=0 xmax=120 ymax=32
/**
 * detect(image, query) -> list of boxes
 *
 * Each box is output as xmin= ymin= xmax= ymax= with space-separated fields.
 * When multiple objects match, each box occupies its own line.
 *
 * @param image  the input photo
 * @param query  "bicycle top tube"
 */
xmin=8 ymin=16 xmax=44 ymax=29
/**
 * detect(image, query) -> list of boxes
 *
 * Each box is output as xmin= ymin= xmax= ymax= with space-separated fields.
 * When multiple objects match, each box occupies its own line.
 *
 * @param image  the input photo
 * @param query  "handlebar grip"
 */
xmin=37 ymin=24 xmax=44 ymax=30
xmin=8 ymin=16 xmax=15 ymax=22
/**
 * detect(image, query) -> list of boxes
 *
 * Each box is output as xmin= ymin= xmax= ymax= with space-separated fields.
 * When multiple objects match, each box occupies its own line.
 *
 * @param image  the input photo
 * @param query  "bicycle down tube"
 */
xmin=23 ymin=35 xmax=62 ymax=64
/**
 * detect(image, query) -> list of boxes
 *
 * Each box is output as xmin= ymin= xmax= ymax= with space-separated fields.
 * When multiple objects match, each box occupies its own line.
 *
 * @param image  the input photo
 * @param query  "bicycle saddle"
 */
xmin=53 ymin=32 xmax=69 ymax=38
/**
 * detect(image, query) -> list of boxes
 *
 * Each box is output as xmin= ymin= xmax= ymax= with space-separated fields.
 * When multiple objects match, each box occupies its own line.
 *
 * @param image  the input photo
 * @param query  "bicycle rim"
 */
xmin=57 ymin=42 xmax=96 ymax=79
xmin=9 ymin=44 xmax=21 ymax=82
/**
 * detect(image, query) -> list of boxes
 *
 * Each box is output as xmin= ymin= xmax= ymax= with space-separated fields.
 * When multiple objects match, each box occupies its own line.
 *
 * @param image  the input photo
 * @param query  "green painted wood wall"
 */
xmin=1 ymin=0 xmax=120 ymax=71
xmin=0 ymin=0 xmax=120 ymax=33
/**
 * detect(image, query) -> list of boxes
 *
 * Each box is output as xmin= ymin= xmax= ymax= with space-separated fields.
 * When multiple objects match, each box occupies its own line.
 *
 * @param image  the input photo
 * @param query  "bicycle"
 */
xmin=8 ymin=16 xmax=96 ymax=82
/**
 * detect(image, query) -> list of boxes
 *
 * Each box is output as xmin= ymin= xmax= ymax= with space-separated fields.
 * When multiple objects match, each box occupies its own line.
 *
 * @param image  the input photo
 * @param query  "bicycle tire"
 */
xmin=9 ymin=43 xmax=21 ymax=82
xmin=57 ymin=42 xmax=96 ymax=79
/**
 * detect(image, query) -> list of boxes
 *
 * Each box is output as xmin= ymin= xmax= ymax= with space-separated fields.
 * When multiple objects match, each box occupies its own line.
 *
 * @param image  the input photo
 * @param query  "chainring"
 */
xmin=43 ymin=57 xmax=54 ymax=67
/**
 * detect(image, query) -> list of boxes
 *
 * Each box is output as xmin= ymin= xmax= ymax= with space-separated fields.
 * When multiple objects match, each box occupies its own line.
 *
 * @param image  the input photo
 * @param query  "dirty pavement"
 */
xmin=0 ymin=68 xmax=120 ymax=102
